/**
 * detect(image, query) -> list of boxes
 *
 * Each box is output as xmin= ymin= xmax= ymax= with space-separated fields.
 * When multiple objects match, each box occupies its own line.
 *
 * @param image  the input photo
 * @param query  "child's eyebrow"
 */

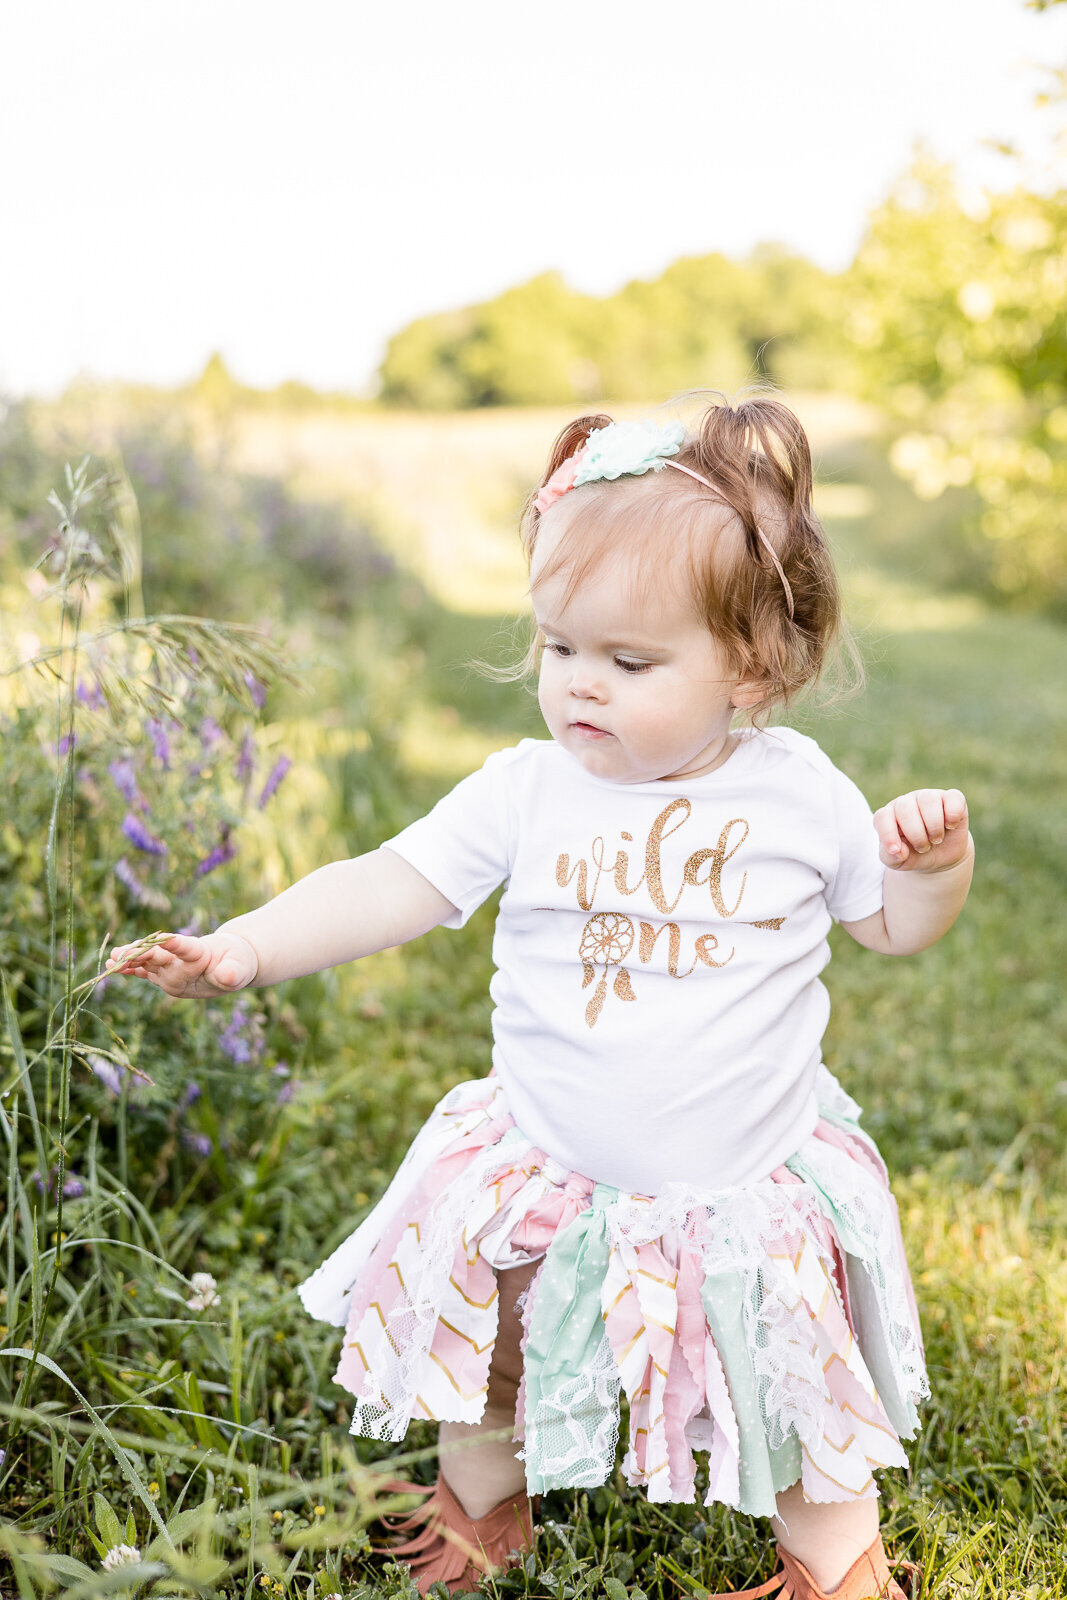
xmin=537 ymin=618 xmax=671 ymax=657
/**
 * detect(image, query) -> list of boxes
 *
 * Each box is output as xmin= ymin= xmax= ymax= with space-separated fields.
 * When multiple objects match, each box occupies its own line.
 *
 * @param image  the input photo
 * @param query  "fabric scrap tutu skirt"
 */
xmin=298 ymin=1068 xmax=927 ymax=1519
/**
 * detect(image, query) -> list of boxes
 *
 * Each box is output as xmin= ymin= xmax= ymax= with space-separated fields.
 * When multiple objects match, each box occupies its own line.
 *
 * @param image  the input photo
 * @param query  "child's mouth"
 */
xmin=571 ymin=721 xmax=612 ymax=740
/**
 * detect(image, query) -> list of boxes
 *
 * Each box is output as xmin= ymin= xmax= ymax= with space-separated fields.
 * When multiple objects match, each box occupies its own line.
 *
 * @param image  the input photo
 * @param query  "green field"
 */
xmin=1 ymin=398 xmax=1065 ymax=1598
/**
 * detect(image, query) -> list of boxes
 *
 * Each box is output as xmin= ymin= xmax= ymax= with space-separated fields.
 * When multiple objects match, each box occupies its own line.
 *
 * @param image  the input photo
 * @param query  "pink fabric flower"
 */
xmin=534 ymin=449 xmax=586 ymax=514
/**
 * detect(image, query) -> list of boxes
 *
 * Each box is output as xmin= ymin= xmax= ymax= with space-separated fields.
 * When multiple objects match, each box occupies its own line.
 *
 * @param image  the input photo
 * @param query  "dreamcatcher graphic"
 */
xmin=579 ymin=912 xmax=637 ymax=1028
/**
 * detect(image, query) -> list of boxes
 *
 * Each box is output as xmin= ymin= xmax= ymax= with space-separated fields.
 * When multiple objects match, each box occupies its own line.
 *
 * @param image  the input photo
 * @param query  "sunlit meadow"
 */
xmin=1 ymin=389 xmax=1065 ymax=1599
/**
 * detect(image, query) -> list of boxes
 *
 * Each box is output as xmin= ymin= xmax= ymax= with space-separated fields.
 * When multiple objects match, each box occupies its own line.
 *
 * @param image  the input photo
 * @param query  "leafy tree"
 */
xmin=378 ymin=253 xmax=848 ymax=408
xmin=845 ymin=158 xmax=1067 ymax=612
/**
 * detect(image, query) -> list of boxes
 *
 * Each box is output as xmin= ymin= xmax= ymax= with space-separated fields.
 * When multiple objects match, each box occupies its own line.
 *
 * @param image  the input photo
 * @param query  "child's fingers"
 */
xmin=108 ymin=948 xmax=170 ymax=977
xmin=154 ymin=934 xmax=205 ymax=961
xmin=942 ymin=788 xmax=968 ymax=829
xmin=873 ymin=802 xmax=908 ymax=862
xmin=875 ymin=788 xmax=972 ymax=871
xmin=882 ymin=790 xmax=942 ymax=854
xmin=106 ymin=931 xmax=254 ymax=994
xmin=909 ymin=789 xmax=950 ymax=850
xmin=108 ymin=934 xmax=201 ymax=972
xmin=875 ymin=792 xmax=927 ymax=859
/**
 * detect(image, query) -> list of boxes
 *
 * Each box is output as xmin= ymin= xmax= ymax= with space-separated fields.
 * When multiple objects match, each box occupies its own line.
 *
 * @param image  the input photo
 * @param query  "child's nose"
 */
xmin=568 ymin=662 xmax=607 ymax=702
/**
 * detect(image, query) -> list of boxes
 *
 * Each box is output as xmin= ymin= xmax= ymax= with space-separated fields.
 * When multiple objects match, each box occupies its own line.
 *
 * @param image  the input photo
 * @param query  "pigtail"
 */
xmin=695 ymin=397 xmax=816 ymax=529
xmin=674 ymin=392 xmax=850 ymax=713
xmin=688 ymin=396 xmax=827 ymax=625
xmin=520 ymin=412 xmax=614 ymax=559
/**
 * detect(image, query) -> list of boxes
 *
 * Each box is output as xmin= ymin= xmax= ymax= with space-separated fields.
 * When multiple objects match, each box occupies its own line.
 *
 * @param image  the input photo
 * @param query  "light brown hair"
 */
xmin=519 ymin=393 xmax=857 ymax=720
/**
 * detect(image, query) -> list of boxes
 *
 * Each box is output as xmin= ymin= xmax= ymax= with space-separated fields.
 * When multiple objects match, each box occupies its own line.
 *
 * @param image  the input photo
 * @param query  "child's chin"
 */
xmin=569 ymin=744 xmax=643 ymax=783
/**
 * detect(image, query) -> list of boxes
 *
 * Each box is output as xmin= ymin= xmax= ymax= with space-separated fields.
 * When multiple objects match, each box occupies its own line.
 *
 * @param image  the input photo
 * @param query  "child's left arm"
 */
xmin=840 ymin=788 xmax=974 ymax=956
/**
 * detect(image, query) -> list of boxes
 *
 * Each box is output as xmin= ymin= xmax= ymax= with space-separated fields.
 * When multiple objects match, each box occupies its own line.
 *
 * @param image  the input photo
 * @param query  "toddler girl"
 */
xmin=109 ymin=397 xmax=973 ymax=1600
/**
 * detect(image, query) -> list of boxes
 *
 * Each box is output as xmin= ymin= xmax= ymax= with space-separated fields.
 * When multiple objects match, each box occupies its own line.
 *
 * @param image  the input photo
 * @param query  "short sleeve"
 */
xmin=825 ymin=764 xmax=885 ymax=923
xmin=382 ymin=748 xmax=518 ymax=928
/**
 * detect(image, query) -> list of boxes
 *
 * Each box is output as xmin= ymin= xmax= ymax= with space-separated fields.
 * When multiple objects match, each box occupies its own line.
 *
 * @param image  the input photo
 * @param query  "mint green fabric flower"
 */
xmin=573 ymin=419 xmax=686 ymax=487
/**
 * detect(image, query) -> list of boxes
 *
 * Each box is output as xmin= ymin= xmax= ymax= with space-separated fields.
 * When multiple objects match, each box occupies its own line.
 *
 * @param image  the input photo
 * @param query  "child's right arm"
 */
xmin=106 ymin=847 xmax=458 ymax=998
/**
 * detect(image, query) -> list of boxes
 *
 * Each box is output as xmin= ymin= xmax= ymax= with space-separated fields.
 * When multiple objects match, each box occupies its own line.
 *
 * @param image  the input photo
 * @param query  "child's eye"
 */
xmin=545 ymin=641 xmax=574 ymax=658
xmin=616 ymin=658 xmax=653 ymax=675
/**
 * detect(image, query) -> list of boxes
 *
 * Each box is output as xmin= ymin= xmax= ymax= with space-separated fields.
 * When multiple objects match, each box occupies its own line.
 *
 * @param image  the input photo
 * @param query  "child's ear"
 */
xmin=730 ymin=676 xmax=768 ymax=711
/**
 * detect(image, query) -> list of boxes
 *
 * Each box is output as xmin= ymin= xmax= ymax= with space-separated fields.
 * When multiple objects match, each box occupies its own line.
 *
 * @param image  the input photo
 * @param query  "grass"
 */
xmin=2 ymin=399 xmax=1066 ymax=1597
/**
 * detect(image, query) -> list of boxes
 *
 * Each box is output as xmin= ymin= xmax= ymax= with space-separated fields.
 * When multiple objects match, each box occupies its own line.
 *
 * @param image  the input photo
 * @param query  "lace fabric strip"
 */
xmin=298 ymin=1069 xmax=927 ymax=1518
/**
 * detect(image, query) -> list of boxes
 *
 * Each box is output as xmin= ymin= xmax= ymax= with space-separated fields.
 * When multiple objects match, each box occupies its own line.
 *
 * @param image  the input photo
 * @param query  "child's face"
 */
xmin=531 ymin=527 xmax=753 ymax=784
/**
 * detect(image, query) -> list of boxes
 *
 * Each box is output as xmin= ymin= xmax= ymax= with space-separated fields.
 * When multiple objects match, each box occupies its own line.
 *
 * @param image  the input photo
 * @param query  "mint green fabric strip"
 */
xmin=699 ymin=1270 xmax=800 ymax=1518
xmin=522 ymin=1184 xmax=618 ymax=1494
xmin=785 ymin=1150 xmax=870 ymax=1261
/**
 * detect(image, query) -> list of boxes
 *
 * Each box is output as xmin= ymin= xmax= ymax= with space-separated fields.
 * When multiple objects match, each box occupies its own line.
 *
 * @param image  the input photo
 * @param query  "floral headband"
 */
xmin=534 ymin=418 xmax=795 ymax=620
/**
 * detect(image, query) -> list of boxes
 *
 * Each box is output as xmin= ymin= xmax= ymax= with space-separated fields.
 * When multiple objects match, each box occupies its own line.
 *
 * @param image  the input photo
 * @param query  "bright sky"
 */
xmin=1 ymin=0 xmax=1064 ymax=397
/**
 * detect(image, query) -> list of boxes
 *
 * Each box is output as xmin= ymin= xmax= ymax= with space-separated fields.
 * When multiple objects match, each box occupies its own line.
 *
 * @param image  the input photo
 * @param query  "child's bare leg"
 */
xmin=438 ymin=1259 xmax=537 ymax=1518
xmin=772 ymin=1482 xmax=880 ymax=1591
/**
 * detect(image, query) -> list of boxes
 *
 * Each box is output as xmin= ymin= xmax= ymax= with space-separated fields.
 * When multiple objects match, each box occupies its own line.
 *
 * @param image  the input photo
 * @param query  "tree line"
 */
xmin=378 ymin=156 xmax=1067 ymax=615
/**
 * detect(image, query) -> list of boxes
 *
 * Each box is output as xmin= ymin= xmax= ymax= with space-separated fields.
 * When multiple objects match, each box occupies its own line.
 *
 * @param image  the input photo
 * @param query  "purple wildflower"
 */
xmin=108 ymin=758 xmax=141 ymax=804
xmin=63 ymin=1173 xmax=86 ymax=1198
xmin=258 ymin=756 xmax=292 ymax=809
xmin=181 ymin=1080 xmax=202 ymax=1108
xmin=114 ymin=857 xmax=146 ymax=900
xmin=218 ymin=999 xmax=263 ymax=1065
xmin=196 ymin=830 xmax=237 ymax=877
xmin=87 ymin=1053 xmax=126 ymax=1096
xmin=146 ymin=718 xmax=172 ymax=767
xmin=76 ymin=678 xmax=105 ymax=710
xmin=236 ymin=731 xmax=256 ymax=785
xmin=122 ymin=812 xmax=167 ymax=856
xmin=181 ymin=1130 xmax=213 ymax=1158
xmin=219 ymin=1015 xmax=252 ymax=1065
xmin=199 ymin=717 xmax=224 ymax=753
xmin=272 ymin=1063 xmax=302 ymax=1105
xmin=57 ymin=732 xmax=76 ymax=758
xmin=30 ymin=1169 xmax=47 ymax=1195
xmin=114 ymin=856 xmax=164 ymax=908
xmin=244 ymin=672 xmax=267 ymax=709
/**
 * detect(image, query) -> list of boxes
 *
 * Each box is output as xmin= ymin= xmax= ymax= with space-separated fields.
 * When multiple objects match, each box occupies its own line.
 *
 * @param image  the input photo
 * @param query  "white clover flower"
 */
xmin=574 ymin=419 xmax=686 ymax=486
xmin=187 ymin=1271 xmax=219 ymax=1310
xmin=101 ymin=1543 xmax=141 ymax=1571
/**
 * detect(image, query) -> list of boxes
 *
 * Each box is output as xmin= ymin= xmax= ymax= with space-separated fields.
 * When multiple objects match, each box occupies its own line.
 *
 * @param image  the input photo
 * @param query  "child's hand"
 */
xmin=873 ymin=788 xmax=970 ymax=873
xmin=106 ymin=929 xmax=259 ymax=998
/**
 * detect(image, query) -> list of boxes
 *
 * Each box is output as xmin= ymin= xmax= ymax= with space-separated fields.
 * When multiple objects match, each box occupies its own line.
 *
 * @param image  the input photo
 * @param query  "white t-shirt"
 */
xmin=384 ymin=730 xmax=884 ymax=1195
